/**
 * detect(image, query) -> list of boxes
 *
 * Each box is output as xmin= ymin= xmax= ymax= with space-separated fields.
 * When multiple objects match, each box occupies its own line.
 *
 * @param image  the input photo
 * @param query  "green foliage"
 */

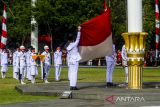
xmin=8 ymin=0 xmax=31 ymax=46
xmin=143 ymin=0 xmax=155 ymax=50
xmin=0 ymin=0 xmax=31 ymax=47
xmin=110 ymin=0 xmax=127 ymax=49
xmin=35 ymin=0 xmax=103 ymax=48
xmin=0 ymin=0 xmax=158 ymax=50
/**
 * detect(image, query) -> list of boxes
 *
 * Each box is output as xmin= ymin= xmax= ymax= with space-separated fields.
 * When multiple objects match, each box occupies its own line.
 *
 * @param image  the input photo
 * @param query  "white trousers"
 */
xmin=41 ymin=62 xmax=43 ymax=79
xmin=23 ymin=66 xmax=27 ymax=78
xmin=106 ymin=61 xmax=115 ymax=83
xmin=26 ymin=66 xmax=31 ymax=80
xmin=124 ymin=67 xmax=128 ymax=83
xmin=68 ymin=62 xmax=79 ymax=87
xmin=20 ymin=66 xmax=25 ymax=81
xmin=1 ymin=65 xmax=8 ymax=72
xmin=30 ymin=65 xmax=38 ymax=76
xmin=55 ymin=65 xmax=62 ymax=81
xmin=43 ymin=64 xmax=50 ymax=80
xmin=122 ymin=60 xmax=128 ymax=83
xmin=13 ymin=66 xmax=19 ymax=79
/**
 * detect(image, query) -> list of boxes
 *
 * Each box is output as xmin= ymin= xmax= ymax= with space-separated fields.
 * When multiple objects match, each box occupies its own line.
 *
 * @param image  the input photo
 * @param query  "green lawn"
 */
xmin=0 ymin=66 xmax=160 ymax=104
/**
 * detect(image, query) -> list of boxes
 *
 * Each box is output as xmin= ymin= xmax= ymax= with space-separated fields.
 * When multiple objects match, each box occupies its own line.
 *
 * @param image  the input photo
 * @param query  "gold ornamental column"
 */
xmin=122 ymin=32 xmax=148 ymax=89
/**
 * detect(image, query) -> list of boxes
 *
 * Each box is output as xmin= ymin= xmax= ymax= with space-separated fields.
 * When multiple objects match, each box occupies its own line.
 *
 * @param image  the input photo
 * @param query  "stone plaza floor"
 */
xmin=1 ymin=82 xmax=160 ymax=107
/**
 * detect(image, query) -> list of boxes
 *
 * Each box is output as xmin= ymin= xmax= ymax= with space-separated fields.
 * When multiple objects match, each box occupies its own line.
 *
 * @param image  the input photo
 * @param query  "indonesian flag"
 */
xmin=1 ymin=4 xmax=7 ymax=49
xmin=79 ymin=8 xmax=112 ymax=62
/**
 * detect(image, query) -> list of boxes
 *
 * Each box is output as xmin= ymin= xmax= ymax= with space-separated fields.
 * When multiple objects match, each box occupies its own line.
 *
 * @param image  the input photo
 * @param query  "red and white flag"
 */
xmin=155 ymin=0 xmax=159 ymax=59
xmin=79 ymin=8 xmax=112 ymax=62
xmin=1 ymin=4 xmax=7 ymax=49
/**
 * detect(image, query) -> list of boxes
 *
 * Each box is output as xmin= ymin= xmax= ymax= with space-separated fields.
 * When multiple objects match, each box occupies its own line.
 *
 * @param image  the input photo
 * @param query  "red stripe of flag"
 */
xmin=1 ymin=4 xmax=7 ymax=49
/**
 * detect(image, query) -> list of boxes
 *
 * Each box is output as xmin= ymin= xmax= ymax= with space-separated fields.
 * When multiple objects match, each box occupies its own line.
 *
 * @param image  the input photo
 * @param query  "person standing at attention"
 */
xmin=0 ymin=48 xmax=8 ymax=79
xmin=105 ymin=44 xmax=116 ymax=87
xmin=13 ymin=47 xmax=20 ymax=80
xmin=25 ymin=46 xmax=33 ymax=81
xmin=121 ymin=45 xmax=128 ymax=85
xmin=30 ymin=47 xmax=38 ymax=84
xmin=54 ymin=47 xmax=62 ymax=81
xmin=41 ymin=45 xmax=51 ymax=83
xmin=19 ymin=45 xmax=27 ymax=84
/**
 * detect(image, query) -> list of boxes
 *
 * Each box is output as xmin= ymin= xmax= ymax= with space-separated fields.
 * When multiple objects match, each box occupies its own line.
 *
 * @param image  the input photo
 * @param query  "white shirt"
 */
xmin=1 ymin=52 xmax=8 ymax=66
xmin=30 ymin=53 xmax=37 ymax=66
xmin=19 ymin=51 xmax=27 ymax=67
xmin=54 ymin=51 xmax=62 ymax=66
xmin=13 ymin=51 xmax=19 ymax=66
xmin=105 ymin=44 xmax=116 ymax=62
xmin=26 ymin=50 xmax=32 ymax=66
xmin=121 ymin=45 xmax=127 ymax=61
xmin=41 ymin=51 xmax=51 ymax=66
xmin=67 ymin=32 xmax=81 ymax=64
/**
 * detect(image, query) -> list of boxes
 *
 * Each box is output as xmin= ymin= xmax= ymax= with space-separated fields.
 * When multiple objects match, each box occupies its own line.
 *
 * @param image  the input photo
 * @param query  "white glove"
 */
xmin=78 ymin=26 xmax=81 ymax=31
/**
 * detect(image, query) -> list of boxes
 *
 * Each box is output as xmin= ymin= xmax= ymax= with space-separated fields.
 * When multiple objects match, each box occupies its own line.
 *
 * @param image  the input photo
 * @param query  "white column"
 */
xmin=127 ymin=0 xmax=142 ymax=32
xmin=31 ymin=0 xmax=38 ymax=52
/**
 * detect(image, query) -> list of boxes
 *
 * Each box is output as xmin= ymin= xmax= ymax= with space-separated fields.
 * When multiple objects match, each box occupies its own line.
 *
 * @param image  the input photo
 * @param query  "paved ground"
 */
xmin=1 ymin=82 xmax=160 ymax=107
xmin=1 ymin=99 xmax=160 ymax=107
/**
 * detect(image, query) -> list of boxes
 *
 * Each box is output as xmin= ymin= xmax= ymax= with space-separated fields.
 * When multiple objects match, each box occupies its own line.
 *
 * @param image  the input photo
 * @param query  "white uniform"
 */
xmin=54 ymin=51 xmax=62 ymax=81
xmin=41 ymin=51 xmax=51 ymax=82
xmin=105 ymin=44 xmax=116 ymax=83
xmin=121 ymin=45 xmax=128 ymax=83
xmin=30 ymin=52 xmax=38 ymax=83
xmin=13 ymin=51 xmax=20 ymax=79
xmin=30 ymin=53 xmax=38 ymax=76
xmin=26 ymin=50 xmax=32 ymax=80
xmin=18 ymin=51 xmax=27 ymax=81
xmin=67 ymin=32 xmax=81 ymax=87
xmin=1 ymin=51 xmax=8 ymax=78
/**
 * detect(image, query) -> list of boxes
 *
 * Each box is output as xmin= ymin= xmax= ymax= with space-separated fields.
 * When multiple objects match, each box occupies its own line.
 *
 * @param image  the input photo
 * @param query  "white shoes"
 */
xmin=44 ymin=80 xmax=49 ymax=83
xmin=2 ymin=75 xmax=4 ymax=79
xmin=2 ymin=75 xmax=5 ymax=79
xmin=1 ymin=72 xmax=5 ymax=79
xmin=31 ymin=78 xmax=35 ymax=84
xmin=21 ymin=81 xmax=26 ymax=85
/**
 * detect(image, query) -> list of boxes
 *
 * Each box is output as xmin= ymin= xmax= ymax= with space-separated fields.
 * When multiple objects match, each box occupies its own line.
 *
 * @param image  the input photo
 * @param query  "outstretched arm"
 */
xmin=67 ymin=26 xmax=81 ymax=51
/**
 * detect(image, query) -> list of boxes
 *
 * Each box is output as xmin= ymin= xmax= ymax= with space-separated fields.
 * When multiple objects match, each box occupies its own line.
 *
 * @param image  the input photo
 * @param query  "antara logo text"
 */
xmin=106 ymin=95 xmax=145 ymax=104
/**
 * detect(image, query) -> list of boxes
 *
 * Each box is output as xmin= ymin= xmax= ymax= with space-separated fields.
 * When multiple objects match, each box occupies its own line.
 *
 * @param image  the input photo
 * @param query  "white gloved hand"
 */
xmin=78 ymin=26 xmax=81 ymax=31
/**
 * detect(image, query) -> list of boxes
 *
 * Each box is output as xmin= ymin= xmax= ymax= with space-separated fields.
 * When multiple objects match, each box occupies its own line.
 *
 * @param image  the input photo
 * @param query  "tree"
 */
xmin=35 ymin=0 xmax=103 ymax=49
xmin=0 ymin=0 xmax=158 ymax=51
xmin=8 ymin=0 xmax=31 ymax=46
xmin=0 ymin=0 xmax=31 ymax=49
xmin=110 ymin=0 xmax=127 ymax=50
xmin=143 ymin=0 xmax=155 ymax=51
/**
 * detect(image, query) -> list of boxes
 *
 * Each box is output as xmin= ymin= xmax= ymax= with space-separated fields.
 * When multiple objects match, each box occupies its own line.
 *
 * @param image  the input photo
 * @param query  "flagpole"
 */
xmin=31 ymin=0 xmax=38 ymax=53
xmin=155 ymin=0 xmax=159 ymax=66
xmin=0 ymin=3 xmax=7 ymax=49
xmin=122 ymin=0 xmax=148 ymax=89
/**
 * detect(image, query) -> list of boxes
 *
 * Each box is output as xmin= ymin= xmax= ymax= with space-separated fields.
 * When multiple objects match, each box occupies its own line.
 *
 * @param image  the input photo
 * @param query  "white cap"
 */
xmin=20 ymin=45 xmax=25 ymax=50
xmin=44 ymin=45 xmax=49 ymax=50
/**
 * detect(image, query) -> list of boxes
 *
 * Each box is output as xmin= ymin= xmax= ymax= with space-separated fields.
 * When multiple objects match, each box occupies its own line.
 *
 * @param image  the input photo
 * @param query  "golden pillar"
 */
xmin=122 ymin=32 xmax=148 ymax=89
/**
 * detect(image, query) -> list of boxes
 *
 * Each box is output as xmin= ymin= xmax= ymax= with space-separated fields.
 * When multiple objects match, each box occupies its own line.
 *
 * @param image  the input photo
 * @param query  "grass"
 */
xmin=0 ymin=66 xmax=160 ymax=104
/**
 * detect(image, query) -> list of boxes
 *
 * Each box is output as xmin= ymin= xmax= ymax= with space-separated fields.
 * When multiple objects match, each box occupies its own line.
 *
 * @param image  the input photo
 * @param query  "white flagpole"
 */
xmin=31 ymin=0 xmax=38 ymax=53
